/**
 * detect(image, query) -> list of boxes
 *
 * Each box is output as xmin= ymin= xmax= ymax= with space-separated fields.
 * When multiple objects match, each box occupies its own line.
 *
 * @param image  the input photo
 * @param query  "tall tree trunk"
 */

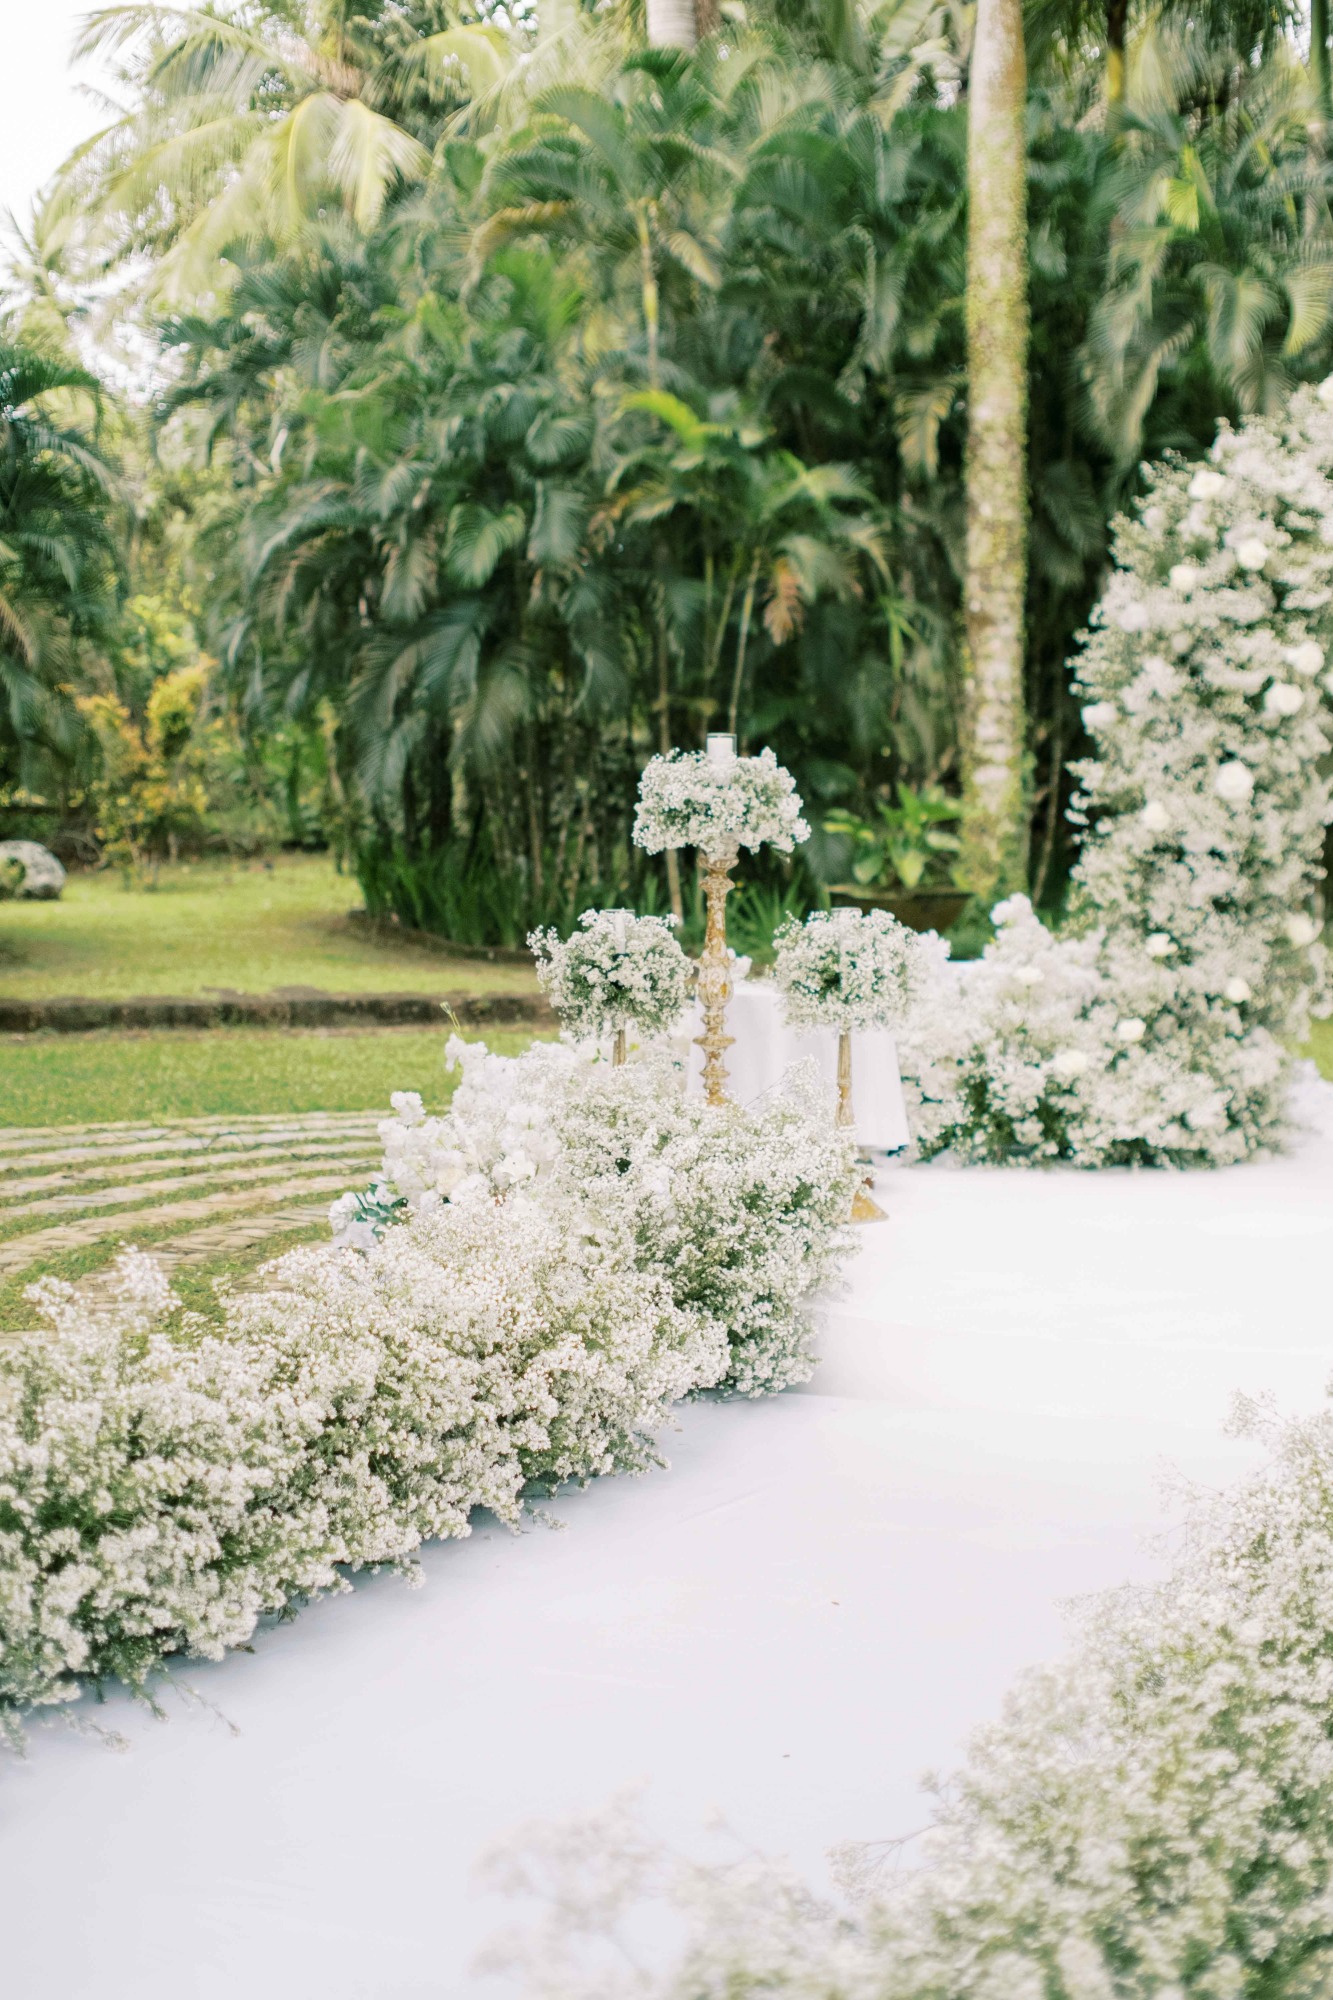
xmin=656 ymin=616 xmax=684 ymax=921
xmin=1314 ymin=0 xmax=1331 ymax=123
xmin=960 ymin=0 xmax=1030 ymax=907
xmin=646 ymin=0 xmax=697 ymax=47
xmin=1106 ymin=0 xmax=1128 ymax=104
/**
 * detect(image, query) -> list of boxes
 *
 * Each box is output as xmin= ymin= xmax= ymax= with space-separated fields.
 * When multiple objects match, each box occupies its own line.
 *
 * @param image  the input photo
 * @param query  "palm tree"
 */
xmin=46 ymin=1 xmax=512 ymax=297
xmin=0 ymin=340 xmax=120 ymax=785
xmin=476 ymin=49 xmax=735 ymax=392
xmin=1083 ymin=33 xmax=1333 ymax=465
xmin=960 ymin=0 xmax=1031 ymax=903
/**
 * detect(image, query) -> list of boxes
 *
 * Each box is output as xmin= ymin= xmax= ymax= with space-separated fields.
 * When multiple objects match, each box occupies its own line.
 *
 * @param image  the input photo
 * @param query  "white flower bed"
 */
xmin=0 ymin=1048 xmax=854 ymax=1735
xmin=529 ymin=909 xmax=692 ymax=1044
xmin=901 ymin=385 xmax=1333 ymax=1166
xmin=633 ymin=747 xmax=810 ymax=855
xmin=486 ymin=1391 xmax=1333 ymax=1999
xmin=340 ymin=1039 xmax=858 ymax=1398
xmin=773 ymin=907 xmax=927 ymax=1032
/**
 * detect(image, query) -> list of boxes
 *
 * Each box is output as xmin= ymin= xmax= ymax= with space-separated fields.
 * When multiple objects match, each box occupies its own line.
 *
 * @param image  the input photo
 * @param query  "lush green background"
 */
xmin=0 ymin=1022 xmax=542 ymax=1126
xmin=0 ymin=853 xmax=538 ymax=1001
xmin=6 ymin=0 xmax=1331 ymax=944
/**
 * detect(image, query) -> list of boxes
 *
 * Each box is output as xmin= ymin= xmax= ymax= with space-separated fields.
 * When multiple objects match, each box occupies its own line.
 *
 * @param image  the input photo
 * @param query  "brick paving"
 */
xmin=0 ymin=1113 xmax=382 ymax=1289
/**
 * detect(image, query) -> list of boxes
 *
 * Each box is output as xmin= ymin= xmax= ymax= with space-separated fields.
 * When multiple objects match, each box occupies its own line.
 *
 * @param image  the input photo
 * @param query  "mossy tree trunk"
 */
xmin=646 ymin=0 xmax=698 ymax=47
xmin=960 ymin=0 xmax=1031 ymax=907
xmin=1314 ymin=0 xmax=1331 ymax=122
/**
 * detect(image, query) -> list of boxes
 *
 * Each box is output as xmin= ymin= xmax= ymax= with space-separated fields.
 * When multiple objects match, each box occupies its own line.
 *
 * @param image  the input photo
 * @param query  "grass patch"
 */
xmin=0 ymin=1024 xmax=541 ymax=1126
xmin=1306 ymin=1019 xmax=1333 ymax=1081
xmin=0 ymin=852 xmax=539 ymax=1002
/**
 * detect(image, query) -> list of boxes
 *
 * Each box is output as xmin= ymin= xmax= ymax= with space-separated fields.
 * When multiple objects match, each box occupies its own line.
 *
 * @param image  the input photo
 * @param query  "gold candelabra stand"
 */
xmin=612 ymin=1027 xmax=627 ymax=1067
xmin=836 ymin=1027 xmax=886 ymax=1223
xmin=695 ymin=844 xmax=738 ymax=1106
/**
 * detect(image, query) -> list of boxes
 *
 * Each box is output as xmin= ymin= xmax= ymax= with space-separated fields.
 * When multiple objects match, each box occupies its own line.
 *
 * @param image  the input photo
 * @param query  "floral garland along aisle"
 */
xmin=898 ymin=381 xmax=1333 ymax=1167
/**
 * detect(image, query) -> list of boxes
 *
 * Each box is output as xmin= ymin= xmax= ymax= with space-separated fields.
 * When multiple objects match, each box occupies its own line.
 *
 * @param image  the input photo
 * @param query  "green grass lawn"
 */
xmin=0 ymin=1024 xmax=540 ymax=1127
xmin=1304 ymin=1018 xmax=1333 ymax=1082
xmin=0 ymin=852 xmax=538 ymax=1002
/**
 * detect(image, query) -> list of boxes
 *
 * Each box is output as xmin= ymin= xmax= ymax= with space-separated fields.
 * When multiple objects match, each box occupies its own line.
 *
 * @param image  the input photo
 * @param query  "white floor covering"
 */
xmin=4 ymin=1078 xmax=1333 ymax=1999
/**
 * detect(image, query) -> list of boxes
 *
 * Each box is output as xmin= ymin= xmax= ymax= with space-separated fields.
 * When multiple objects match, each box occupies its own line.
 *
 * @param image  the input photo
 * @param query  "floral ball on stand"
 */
xmin=774 ymin=905 xmax=929 ymax=1218
xmin=529 ymin=908 xmax=692 ymax=1061
xmin=634 ymin=736 xmax=811 ymax=1107
xmin=632 ymin=743 xmax=810 ymax=858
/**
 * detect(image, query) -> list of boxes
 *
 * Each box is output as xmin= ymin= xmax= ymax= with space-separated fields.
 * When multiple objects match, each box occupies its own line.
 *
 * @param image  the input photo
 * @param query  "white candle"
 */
xmin=610 ymin=909 xmax=629 ymax=944
xmin=706 ymin=733 xmax=737 ymax=768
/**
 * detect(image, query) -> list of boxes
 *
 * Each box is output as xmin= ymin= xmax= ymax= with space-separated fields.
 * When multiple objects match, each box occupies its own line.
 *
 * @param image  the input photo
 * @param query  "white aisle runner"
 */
xmin=1 ymin=1082 xmax=1331 ymax=1998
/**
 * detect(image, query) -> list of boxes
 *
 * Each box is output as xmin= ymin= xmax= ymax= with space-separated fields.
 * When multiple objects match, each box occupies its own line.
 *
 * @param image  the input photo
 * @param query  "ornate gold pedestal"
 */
xmin=695 ymin=845 xmax=738 ymax=1107
xmin=612 ymin=1028 xmax=627 ymax=1067
xmin=837 ymin=1028 xmax=886 ymax=1223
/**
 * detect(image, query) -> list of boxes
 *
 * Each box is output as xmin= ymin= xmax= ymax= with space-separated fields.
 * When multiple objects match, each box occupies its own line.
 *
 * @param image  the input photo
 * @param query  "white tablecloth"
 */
xmin=684 ymin=977 xmax=911 ymax=1153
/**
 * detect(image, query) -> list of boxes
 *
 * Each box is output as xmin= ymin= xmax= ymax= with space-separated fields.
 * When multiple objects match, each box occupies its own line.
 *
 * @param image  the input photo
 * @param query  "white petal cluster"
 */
xmin=633 ymin=747 xmax=810 ymax=856
xmin=772 ymin=907 xmax=930 ymax=1032
xmin=487 ymin=1395 xmax=1333 ymax=1999
xmin=528 ymin=909 xmax=692 ymax=1043
xmin=0 ymin=1046 xmax=856 ymax=1734
xmin=898 ymin=385 xmax=1333 ymax=1168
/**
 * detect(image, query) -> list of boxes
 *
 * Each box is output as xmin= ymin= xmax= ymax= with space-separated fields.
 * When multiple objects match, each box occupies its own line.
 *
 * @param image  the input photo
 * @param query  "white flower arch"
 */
xmin=902 ymin=383 xmax=1333 ymax=1165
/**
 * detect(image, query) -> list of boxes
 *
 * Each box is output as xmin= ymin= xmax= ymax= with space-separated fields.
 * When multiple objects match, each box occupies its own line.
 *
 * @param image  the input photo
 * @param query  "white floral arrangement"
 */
xmin=900 ymin=383 xmax=1333 ymax=1168
xmin=633 ymin=746 xmax=810 ymax=856
xmin=528 ymin=909 xmax=692 ymax=1043
xmin=897 ymin=895 xmax=1255 ymax=1165
xmin=487 ymin=1392 xmax=1333 ymax=2000
xmin=1 ymin=1058 xmax=855 ymax=1734
xmin=335 ymin=1037 xmax=857 ymax=1398
xmin=772 ymin=906 xmax=928 ymax=1032
xmin=0 ymin=1039 xmax=854 ymax=1737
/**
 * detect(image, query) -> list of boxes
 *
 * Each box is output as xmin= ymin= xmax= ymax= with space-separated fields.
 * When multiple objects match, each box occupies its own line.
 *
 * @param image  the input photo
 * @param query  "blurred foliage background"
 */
xmin=3 ymin=0 xmax=1330 ymax=949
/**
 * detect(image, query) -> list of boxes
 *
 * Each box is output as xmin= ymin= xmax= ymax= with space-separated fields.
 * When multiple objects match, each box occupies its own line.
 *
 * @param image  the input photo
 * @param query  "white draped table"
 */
xmin=683 ymin=974 xmax=911 ymax=1153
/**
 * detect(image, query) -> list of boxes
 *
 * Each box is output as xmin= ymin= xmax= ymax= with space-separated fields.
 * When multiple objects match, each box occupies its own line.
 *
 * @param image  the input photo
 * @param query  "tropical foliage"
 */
xmin=5 ymin=0 xmax=1333 ymax=932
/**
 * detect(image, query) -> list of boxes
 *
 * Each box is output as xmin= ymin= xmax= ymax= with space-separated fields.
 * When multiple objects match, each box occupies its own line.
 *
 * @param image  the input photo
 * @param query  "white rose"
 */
xmin=1263 ymin=681 xmax=1304 ymax=717
xmin=1318 ymin=375 xmax=1333 ymax=406
xmin=1050 ymin=1049 xmax=1090 ymax=1079
xmin=1116 ymin=601 xmax=1149 ymax=633
xmin=1214 ymin=760 xmax=1254 ymax=803
xmin=389 ymin=1090 xmax=426 ymax=1126
xmin=1285 ymin=640 xmax=1324 ymax=677
xmin=1011 ymin=965 xmax=1045 ymax=988
xmin=1145 ymin=932 xmax=1176 ymax=958
xmin=1169 ymin=562 xmax=1200 ymax=593
xmin=1224 ymin=977 xmax=1252 ymax=1003
xmin=1116 ymin=1018 xmax=1146 ymax=1044
xmin=1081 ymin=700 xmax=1118 ymax=732
xmin=1188 ymin=468 xmax=1227 ymax=500
xmin=1285 ymin=912 xmax=1319 ymax=947
xmin=1140 ymin=800 xmax=1171 ymax=833
xmin=1235 ymin=538 xmax=1269 ymax=571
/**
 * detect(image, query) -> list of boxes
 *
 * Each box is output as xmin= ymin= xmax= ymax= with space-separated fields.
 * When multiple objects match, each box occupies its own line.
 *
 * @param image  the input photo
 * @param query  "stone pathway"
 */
xmin=0 ymin=1112 xmax=382 ymax=1293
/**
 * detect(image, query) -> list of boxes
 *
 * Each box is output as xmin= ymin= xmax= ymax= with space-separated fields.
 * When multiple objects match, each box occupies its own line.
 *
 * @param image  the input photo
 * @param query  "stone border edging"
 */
xmin=0 ymin=991 xmax=555 ymax=1035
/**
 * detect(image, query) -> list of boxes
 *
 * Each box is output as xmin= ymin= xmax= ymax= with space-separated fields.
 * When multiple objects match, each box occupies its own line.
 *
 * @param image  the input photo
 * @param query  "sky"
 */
xmin=0 ymin=1 xmax=117 ymax=249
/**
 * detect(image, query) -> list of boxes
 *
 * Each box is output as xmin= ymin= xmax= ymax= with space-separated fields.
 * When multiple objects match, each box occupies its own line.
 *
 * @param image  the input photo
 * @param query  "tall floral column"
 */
xmin=528 ymin=907 xmax=692 ymax=1057
xmin=634 ymin=736 xmax=810 ymax=1106
xmin=773 ymin=905 xmax=926 ymax=1219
